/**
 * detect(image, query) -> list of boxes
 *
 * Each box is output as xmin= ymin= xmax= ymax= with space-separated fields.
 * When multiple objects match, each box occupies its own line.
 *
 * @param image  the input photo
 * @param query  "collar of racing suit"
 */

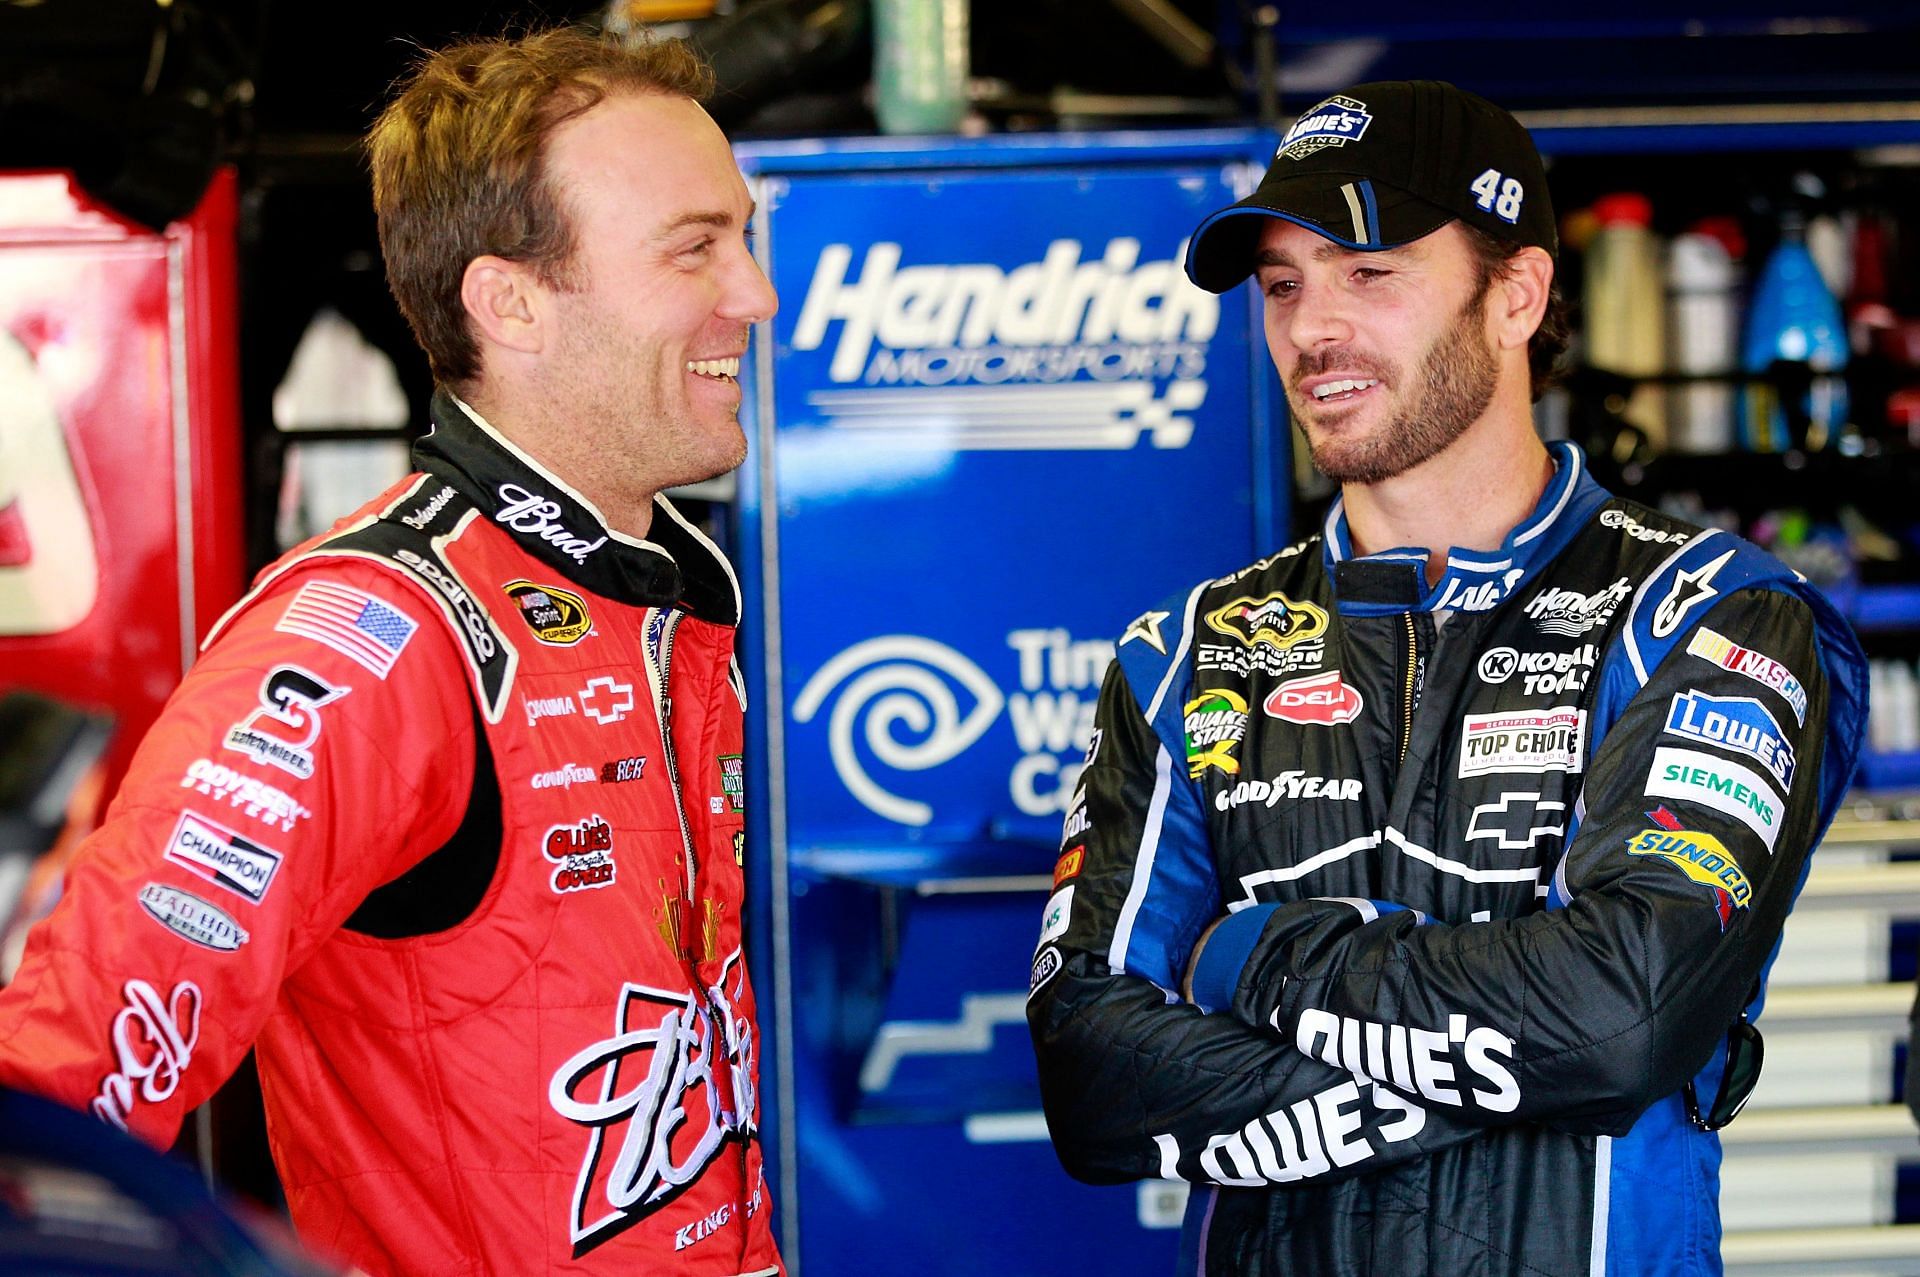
xmin=1320 ymin=438 xmax=1612 ymax=618
xmin=410 ymin=388 xmax=742 ymax=625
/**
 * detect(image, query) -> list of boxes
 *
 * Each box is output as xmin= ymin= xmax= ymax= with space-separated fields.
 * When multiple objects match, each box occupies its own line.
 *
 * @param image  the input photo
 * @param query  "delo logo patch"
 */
xmin=1277 ymin=95 xmax=1374 ymax=160
xmin=1264 ymin=669 xmax=1364 ymax=726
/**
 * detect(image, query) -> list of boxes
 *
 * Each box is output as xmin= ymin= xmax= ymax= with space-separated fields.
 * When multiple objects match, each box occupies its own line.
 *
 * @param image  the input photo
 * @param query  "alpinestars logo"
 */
xmin=549 ymin=963 xmax=757 ymax=1257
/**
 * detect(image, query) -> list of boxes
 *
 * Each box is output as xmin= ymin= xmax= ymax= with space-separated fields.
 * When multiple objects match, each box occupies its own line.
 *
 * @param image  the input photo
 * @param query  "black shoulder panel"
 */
xmin=343 ymin=701 xmax=504 ymax=938
xmin=313 ymin=481 xmax=518 ymax=724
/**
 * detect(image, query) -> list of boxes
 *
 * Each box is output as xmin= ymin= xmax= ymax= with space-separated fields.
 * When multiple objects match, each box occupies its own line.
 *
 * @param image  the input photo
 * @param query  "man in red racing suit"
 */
xmin=0 ymin=29 xmax=783 ymax=1277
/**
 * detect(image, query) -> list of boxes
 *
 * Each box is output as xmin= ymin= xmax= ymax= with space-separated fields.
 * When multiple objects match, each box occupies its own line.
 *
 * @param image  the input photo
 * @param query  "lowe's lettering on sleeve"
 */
xmin=1029 ymin=455 xmax=1869 ymax=1277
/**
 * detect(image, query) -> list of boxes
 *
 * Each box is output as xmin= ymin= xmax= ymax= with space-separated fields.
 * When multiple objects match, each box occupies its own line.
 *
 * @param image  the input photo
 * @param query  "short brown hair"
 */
xmin=1460 ymin=222 xmax=1570 ymax=403
xmin=367 ymin=27 xmax=715 ymax=387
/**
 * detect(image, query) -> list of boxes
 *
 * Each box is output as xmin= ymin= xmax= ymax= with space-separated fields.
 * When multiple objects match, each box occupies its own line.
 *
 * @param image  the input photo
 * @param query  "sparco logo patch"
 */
xmin=505 ymin=579 xmax=592 ymax=645
xmin=1277 ymin=94 xmax=1373 ymax=160
xmin=1264 ymin=669 xmax=1364 ymax=726
xmin=164 ymin=811 xmax=283 ymax=904
xmin=138 ymin=883 xmax=249 ymax=952
xmin=1204 ymin=592 xmax=1329 ymax=650
xmin=1184 ymin=688 xmax=1249 ymax=778
xmin=1524 ymin=578 xmax=1631 ymax=638
xmin=1458 ymin=707 xmax=1587 ymax=778
xmin=543 ymin=816 xmax=616 ymax=893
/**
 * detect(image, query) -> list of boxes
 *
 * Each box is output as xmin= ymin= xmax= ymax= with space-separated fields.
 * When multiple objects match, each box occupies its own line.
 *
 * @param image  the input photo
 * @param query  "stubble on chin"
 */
xmin=1301 ymin=295 xmax=1498 ymax=488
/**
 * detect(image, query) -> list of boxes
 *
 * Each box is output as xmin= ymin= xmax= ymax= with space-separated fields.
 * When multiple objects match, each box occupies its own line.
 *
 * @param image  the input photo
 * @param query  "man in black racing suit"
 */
xmin=1026 ymin=80 xmax=1868 ymax=1276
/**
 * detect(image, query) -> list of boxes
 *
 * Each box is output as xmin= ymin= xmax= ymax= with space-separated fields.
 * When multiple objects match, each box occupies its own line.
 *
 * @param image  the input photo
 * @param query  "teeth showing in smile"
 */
xmin=687 ymin=357 xmax=741 ymax=379
xmin=1311 ymin=378 xmax=1379 ymax=401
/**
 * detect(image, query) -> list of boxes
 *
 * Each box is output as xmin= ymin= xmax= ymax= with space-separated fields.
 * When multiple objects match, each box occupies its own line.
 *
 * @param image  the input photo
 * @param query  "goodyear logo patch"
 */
xmin=1278 ymin=94 xmax=1373 ymax=160
xmin=504 ymin=579 xmax=592 ymax=646
xmin=1625 ymin=807 xmax=1751 ymax=930
xmin=1184 ymin=688 xmax=1250 ymax=778
xmin=1204 ymin=593 xmax=1329 ymax=650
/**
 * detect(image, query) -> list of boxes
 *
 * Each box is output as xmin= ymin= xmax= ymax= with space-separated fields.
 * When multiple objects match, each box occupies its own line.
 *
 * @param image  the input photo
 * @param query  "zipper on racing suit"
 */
xmin=642 ymin=606 xmax=758 ymax=1215
xmin=1398 ymin=612 xmax=1421 ymax=766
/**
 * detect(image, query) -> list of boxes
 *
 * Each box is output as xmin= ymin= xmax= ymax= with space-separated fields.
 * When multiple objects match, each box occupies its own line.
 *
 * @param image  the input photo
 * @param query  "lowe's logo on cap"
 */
xmin=1277 ymin=95 xmax=1373 ymax=160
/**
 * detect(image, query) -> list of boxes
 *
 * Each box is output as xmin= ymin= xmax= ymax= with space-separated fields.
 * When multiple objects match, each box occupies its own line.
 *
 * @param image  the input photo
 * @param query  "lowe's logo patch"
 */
xmin=1664 ymin=690 xmax=1795 ymax=791
xmin=1278 ymin=95 xmax=1373 ymax=159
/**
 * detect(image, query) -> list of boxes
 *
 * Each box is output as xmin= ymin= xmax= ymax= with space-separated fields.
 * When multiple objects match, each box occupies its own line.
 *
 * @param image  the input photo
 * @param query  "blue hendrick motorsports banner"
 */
xmin=733 ymin=130 xmax=1281 ymax=1276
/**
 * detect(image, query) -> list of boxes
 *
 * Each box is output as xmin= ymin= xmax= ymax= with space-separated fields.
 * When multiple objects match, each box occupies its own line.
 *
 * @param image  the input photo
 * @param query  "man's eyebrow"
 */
xmin=652 ymin=202 xmax=760 ymax=241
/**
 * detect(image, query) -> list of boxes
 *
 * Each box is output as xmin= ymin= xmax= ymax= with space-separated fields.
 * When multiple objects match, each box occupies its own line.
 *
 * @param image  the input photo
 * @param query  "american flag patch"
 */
xmin=275 ymin=581 xmax=418 ymax=678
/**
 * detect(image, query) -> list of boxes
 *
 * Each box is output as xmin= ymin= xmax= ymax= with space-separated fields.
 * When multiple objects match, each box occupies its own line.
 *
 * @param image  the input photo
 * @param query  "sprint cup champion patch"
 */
xmin=504 ymin=579 xmax=593 ymax=645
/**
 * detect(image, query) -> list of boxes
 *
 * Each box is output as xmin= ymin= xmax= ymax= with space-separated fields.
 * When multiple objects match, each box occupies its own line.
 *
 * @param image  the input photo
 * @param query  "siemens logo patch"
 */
xmin=1645 ymin=746 xmax=1781 ymax=850
xmin=164 ymin=811 xmax=283 ymax=905
xmin=1663 ymin=690 xmax=1795 ymax=791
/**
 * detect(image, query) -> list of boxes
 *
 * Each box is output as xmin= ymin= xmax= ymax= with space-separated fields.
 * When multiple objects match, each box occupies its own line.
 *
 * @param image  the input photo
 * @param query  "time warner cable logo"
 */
xmin=788 ymin=239 xmax=1220 ymax=451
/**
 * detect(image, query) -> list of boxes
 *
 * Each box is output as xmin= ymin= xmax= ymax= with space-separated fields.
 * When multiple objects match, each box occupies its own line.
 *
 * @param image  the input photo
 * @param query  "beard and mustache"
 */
xmin=1288 ymin=273 xmax=1500 ymax=487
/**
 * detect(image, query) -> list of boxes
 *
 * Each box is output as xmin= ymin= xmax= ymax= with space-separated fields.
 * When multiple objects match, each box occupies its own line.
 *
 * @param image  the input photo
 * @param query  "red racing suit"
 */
xmin=0 ymin=391 xmax=782 ymax=1277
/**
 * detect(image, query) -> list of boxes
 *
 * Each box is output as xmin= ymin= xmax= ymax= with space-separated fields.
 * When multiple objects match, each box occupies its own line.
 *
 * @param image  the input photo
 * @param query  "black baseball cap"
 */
xmin=1185 ymin=80 xmax=1556 ymax=293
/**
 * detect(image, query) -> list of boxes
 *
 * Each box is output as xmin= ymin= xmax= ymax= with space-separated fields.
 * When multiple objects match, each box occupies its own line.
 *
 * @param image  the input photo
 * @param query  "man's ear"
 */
xmin=460 ymin=255 xmax=544 ymax=357
xmin=1492 ymin=246 xmax=1554 ymax=351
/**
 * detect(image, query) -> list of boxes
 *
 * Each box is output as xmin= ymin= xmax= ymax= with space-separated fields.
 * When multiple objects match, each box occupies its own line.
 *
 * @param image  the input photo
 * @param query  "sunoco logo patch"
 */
xmin=1625 ymin=806 xmax=1751 ymax=931
xmin=505 ymin=579 xmax=592 ymax=646
xmin=1278 ymin=95 xmax=1373 ymax=160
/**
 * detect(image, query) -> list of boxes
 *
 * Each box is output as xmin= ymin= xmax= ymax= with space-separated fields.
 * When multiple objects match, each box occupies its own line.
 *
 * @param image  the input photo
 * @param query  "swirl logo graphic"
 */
xmin=793 ymin=635 xmax=1005 ymax=827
